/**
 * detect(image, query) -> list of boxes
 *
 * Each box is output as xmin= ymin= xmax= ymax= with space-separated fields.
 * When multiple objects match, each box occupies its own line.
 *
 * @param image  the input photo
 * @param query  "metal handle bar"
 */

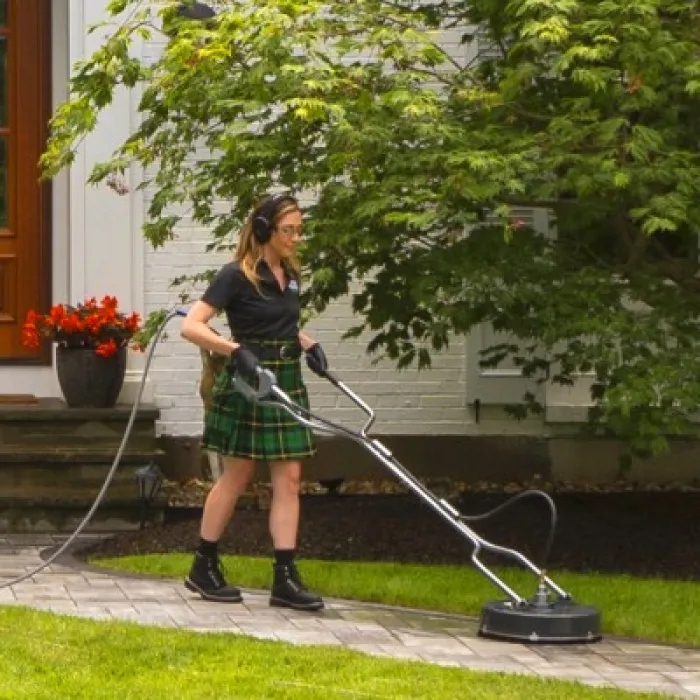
xmin=235 ymin=366 xmax=571 ymax=605
xmin=232 ymin=367 xmax=277 ymax=402
xmin=316 ymin=369 xmax=377 ymax=437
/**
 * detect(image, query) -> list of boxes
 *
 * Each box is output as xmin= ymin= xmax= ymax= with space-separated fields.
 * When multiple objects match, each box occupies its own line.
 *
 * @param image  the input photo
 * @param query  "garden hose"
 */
xmin=0 ymin=308 xmax=186 ymax=590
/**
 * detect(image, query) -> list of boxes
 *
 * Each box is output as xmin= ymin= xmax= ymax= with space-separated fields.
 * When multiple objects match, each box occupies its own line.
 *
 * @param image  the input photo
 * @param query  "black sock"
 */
xmin=274 ymin=549 xmax=295 ymax=567
xmin=197 ymin=538 xmax=218 ymax=558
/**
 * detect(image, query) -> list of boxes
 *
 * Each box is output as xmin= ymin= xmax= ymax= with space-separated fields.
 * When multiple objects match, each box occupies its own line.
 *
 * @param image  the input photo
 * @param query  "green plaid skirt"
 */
xmin=202 ymin=342 xmax=316 ymax=462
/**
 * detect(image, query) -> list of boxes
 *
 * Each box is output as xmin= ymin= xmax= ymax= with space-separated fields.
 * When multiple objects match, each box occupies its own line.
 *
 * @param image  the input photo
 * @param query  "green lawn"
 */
xmin=0 ymin=605 xmax=669 ymax=699
xmin=95 ymin=553 xmax=700 ymax=647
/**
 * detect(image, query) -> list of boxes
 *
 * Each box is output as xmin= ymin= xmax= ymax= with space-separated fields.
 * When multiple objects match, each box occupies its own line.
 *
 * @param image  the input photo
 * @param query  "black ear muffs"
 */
xmin=252 ymin=193 xmax=297 ymax=244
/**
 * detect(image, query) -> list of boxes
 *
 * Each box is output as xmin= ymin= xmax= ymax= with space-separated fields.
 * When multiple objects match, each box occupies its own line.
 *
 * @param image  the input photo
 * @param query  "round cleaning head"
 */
xmin=479 ymin=598 xmax=602 ymax=644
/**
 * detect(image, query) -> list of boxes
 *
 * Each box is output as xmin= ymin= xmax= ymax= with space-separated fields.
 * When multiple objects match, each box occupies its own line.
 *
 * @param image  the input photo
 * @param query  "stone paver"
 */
xmin=0 ymin=535 xmax=698 ymax=697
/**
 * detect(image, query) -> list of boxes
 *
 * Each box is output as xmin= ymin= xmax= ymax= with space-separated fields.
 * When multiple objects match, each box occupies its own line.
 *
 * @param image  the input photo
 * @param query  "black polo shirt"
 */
xmin=201 ymin=260 xmax=301 ymax=339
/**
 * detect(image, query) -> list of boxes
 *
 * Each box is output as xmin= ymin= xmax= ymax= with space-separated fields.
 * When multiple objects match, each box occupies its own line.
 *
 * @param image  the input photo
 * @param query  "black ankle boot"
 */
xmin=270 ymin=563 xmax=324 ymax=611
xmin=184 ymin=552 xmax=243 ymax=603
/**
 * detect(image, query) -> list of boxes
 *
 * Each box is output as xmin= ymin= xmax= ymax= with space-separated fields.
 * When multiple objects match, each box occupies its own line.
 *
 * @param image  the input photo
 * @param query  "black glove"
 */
xmin=229 ymin=345 xmax=261 ymax=376
xmin=305 ymin=343 xmax=329 ymax=377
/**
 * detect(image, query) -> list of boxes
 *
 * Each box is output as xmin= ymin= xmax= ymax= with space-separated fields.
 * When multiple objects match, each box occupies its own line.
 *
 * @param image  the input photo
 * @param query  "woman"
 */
xmin=180 ymin=193 xmax=328 ymax=611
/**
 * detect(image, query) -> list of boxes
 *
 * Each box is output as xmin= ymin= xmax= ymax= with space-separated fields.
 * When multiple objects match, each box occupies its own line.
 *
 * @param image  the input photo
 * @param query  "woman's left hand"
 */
xmin=305 ymin=343 xmax=329 ymax=377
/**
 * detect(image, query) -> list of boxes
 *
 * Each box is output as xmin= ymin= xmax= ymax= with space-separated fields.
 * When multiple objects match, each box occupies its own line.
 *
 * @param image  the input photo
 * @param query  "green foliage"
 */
xmin=42 ymin=0 xmax=700 ymax=455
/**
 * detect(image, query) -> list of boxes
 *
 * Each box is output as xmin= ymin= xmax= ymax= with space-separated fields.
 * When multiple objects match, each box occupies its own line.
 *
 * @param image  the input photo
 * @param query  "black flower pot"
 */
xmin=55 ymin=345 xmax=127 ymax=408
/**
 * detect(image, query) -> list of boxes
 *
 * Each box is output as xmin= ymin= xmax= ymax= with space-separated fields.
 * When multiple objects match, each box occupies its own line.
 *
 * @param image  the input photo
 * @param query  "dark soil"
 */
xmin=78 ymin=489 xmax=700 ymax=581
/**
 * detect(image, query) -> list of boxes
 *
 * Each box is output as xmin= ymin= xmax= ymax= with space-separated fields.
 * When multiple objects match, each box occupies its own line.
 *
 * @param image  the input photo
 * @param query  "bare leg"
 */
xmin=200 ymin=456 xmax=256 ymax=541
xmin=268 ymin=460 xmax=301 ymax=549
xmin=185 ymin=456 xmax=256 ymax=603
xmin=267 ymin=460 xmax=323 ymax=611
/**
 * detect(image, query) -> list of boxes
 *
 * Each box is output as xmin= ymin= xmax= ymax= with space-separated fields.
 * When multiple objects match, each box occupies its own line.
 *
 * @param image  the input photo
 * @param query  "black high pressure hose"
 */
xmin=458 ymin=489 xmax=558 ymax=572
xmin=259 ymin=384 xmax=560 ymax=573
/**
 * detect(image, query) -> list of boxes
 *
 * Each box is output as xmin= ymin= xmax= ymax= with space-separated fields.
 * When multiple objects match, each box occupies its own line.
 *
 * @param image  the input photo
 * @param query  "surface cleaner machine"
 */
xmin=235 ymin=357 xmax=602 ymax=645
xmin=0 ymin=309 xmax=602 ymax=643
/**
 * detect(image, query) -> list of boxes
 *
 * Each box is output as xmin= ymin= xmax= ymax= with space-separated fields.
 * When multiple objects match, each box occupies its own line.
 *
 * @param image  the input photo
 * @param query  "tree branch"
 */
xmin=649 ymin=236 xmax=700 ymax=287
xmin=508 ymin=105 xmax=552 ymax=123
xmin=613 ymin=213 xmax=650 ymax=272
xmin=652 ymin=262 xmax=700 ymax=294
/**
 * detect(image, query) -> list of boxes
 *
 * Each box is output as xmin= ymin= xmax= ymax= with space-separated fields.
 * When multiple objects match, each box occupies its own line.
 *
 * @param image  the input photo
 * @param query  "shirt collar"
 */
xmin=257 ymin=259 xmax=292 ymax=284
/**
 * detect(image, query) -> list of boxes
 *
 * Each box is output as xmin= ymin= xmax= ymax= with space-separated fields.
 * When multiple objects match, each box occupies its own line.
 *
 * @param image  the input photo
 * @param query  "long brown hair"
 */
xmin=235 ymin=197 xmax=302 ymax=293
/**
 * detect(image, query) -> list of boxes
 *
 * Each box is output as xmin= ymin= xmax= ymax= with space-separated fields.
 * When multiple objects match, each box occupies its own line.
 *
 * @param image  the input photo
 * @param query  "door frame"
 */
xmin=0 ymin=0 xmax=52 ymax=365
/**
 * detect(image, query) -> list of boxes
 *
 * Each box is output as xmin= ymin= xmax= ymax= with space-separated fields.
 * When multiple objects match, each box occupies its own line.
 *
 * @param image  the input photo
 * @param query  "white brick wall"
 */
xmin=142 ymin=21 xmax=482 ymax=438
xmin=144 ymin=214 xmax=233 ymax=437
xmin=145 ymin=227 xmax=471 ymax=436
xmin=302 ymin=300 xmax=469 ymax=435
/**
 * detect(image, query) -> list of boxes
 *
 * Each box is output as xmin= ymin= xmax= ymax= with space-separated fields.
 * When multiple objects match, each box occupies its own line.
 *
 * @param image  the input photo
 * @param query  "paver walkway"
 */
xmin=1 ymin=535 xmax=700 ymax=698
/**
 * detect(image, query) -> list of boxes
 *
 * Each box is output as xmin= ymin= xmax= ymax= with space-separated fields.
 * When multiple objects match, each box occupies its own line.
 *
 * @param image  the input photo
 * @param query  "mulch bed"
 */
xmin=77 ymin=481 xmax=700 ymax=581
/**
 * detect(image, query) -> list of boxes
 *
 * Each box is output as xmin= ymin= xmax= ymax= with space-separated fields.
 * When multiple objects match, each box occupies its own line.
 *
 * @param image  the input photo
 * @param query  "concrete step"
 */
xmin=0 ymin=448 xmax=166 ymax=498
xmin=0 ymin=446 xmax=164 ymax=464
xmin=0 ymin=427 xmax=159 ymax=450
xmin=0 ymin=400 xmax=160 ymax=450
xmin=0 ymin=399 xmax=167 ymax=533
xmin=0 ymin=398 xmax=160 ymax=423
xmin=0 ymin=498 xmax=164 ymax=533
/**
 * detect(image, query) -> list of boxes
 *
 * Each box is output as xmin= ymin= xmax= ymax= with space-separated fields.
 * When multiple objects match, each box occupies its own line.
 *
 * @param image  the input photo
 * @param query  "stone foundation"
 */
xmin=5 ymin=395 xmax=700 ymax=535
xmin=159 ymin=432 xmax=700 ymax=487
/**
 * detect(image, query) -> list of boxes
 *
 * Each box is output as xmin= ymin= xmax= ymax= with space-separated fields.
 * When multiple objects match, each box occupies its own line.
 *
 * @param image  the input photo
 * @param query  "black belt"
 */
xmin=240 ymin=340 xmax=302 ymax=361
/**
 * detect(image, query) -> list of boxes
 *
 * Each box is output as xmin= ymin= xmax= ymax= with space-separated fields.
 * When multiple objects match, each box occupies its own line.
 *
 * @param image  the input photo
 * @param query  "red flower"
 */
xmin=48 ymin=304 xmax=65 ymax=326
xmin=60 ymin=312 xmax=84 ymax=334
xmin=22 ymin=323 xmax=40 ymax=349
xmin=21 ymin=295 xmax=142 ymax=356
xmin=96 ymin=339 xmax=119 ymax=358
xmin=124 ymin=312 xmax=141 ymax=331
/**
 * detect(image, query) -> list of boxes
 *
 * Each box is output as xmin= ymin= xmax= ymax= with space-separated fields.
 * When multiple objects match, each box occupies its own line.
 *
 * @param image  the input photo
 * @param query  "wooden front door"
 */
xmin=0 ymin=0 xmax=51 ymax=363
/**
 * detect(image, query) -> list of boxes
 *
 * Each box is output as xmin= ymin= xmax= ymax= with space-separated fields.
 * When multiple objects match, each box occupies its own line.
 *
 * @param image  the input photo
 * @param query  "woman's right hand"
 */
xmin=229 ymin=345 xmax=261 ymax=376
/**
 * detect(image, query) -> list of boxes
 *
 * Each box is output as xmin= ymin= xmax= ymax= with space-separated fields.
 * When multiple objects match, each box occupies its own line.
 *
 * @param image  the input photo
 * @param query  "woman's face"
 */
xmin=269 ymin=208 xmax=303 ymax=259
